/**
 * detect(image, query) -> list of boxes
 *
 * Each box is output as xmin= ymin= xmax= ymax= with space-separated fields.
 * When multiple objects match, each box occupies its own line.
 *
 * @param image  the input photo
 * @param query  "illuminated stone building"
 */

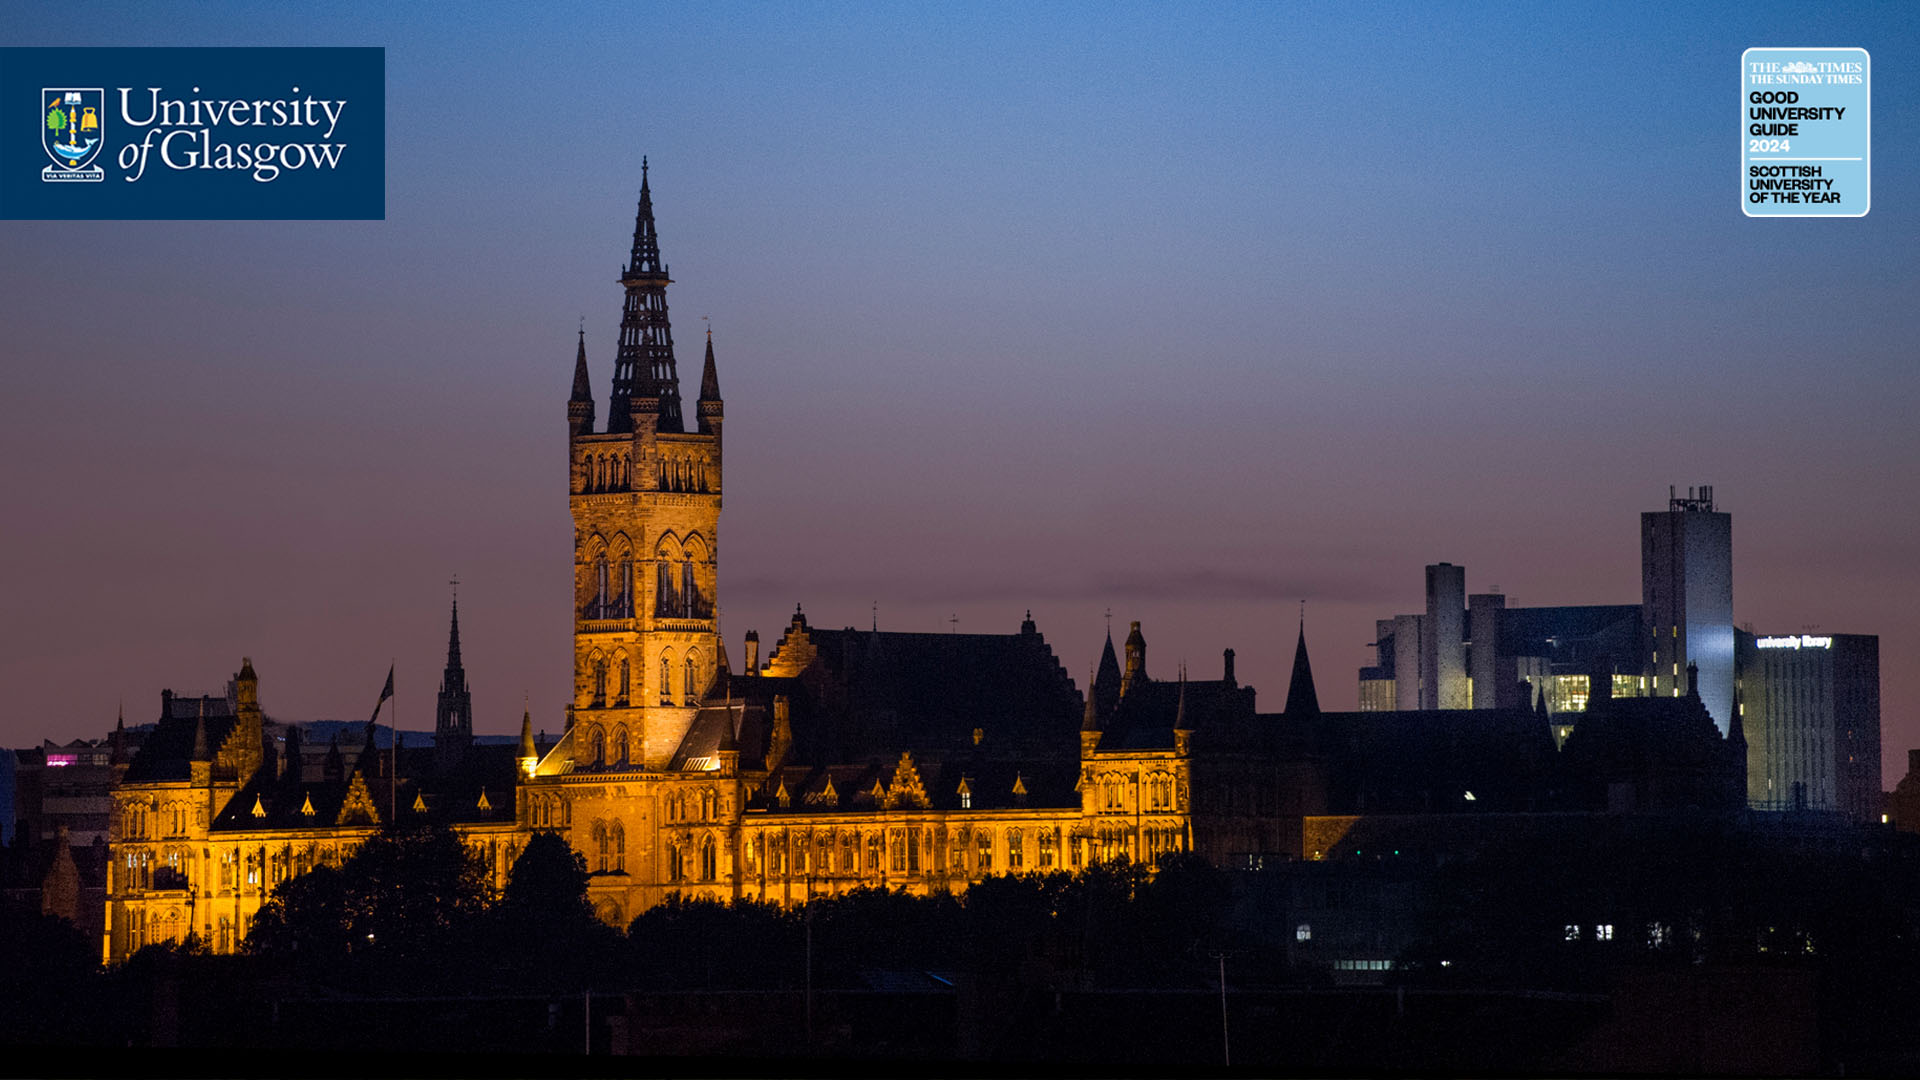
xmin=103 ymin=607 xmax=523 ymax=963
xmin=103 ymin=168 xmax=1755 ymax=963
xmin=523 ymin=166 xmax=1299 ymax=922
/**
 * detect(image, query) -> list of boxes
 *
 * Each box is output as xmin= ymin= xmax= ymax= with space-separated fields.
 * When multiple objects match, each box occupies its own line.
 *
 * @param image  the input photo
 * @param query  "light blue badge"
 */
xmin=1742 ymin=48 xmax=1869 ymax=218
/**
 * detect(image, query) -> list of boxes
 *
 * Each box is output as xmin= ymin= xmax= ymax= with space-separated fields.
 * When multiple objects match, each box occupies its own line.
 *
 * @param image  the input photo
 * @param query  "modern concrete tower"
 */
xmin=1467 ymin=592 xmax=1507 ymax=709
xmin=1643 ymin=485 xmax=1733 ymax=733
xmin=1423 ymin=562 xmax=1468 ymax=709
xmin=1392 ymin=613 xmax=1424 ymax=711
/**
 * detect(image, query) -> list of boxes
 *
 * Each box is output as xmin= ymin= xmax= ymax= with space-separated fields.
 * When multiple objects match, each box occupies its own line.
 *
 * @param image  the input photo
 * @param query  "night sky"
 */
xmin=3 ymin=4 xmax=1915 ymax=784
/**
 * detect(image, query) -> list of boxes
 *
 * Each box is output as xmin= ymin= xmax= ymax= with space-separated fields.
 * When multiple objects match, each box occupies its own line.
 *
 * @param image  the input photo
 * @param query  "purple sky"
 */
xmin=3 ymin=4 xmax=1917 ymax=785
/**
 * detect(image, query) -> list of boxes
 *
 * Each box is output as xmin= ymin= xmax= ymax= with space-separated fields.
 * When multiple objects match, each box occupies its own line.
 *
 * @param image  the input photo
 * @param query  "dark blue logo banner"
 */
xmin=1 ymin=47 xmax=384 ymax=220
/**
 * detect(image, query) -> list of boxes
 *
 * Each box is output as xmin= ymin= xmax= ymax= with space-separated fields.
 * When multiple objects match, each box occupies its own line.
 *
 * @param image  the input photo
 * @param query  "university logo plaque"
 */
xmin=41 ymin=87 xmax=106 ymax=182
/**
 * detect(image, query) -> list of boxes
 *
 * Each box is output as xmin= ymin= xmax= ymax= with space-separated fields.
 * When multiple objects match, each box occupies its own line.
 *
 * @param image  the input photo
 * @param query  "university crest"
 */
xmin=42 ymin=87 xmax=105 ymax=182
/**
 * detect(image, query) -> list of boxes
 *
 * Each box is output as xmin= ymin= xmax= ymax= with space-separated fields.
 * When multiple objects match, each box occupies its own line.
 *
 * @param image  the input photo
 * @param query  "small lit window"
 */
xmin=1596 ymin=924 xmax=1614 ymax=941
xmin=1296 ymin=924 xmax=1311 ymax=942
xmin=1564 ymin=924 xmax=1581 ymax=941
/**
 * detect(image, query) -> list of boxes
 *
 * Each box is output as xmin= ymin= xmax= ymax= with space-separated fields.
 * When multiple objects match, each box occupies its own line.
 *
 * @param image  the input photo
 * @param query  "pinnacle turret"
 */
xmin=696 ymin=329 xmax=723 ymax=434
xmin=568 ymin=329 xmax=596 ymax=435
xmin=608 ymin=158 xmax=684 ymax=434
xmin=698 ymin=330 xmax=721 ymax=402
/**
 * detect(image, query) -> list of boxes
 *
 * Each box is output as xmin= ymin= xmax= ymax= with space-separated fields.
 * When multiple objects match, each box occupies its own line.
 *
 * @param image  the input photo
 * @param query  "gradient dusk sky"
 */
xmin=2 ymin=3 xmax=1916 ymax=783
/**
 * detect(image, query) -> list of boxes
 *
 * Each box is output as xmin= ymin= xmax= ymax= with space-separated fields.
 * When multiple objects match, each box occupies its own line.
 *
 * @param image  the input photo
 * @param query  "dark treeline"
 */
xmin=8 ymin=820 xmax=1920 ymax=1071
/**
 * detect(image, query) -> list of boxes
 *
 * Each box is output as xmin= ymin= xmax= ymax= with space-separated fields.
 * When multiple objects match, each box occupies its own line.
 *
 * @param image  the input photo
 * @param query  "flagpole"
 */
xmin=389 ymin=656 xmax=397 ymax=823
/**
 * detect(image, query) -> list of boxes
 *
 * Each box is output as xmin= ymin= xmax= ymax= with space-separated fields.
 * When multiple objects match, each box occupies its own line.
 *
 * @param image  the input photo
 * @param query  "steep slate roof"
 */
xmin=1301 ymin=707 xmax=1560 ymax=815
xmin=745 ymin=617 xmax=1083 ymax=764
xmin=210 ymin=737 xmax=522 ymax=832
xmin=123 ymin=693 xmax=238 ymax=783
xmin=1102 ymin=676 xmax=1258 ymax=750
xmin=743 ymin=749 xmax=1078 ymax=814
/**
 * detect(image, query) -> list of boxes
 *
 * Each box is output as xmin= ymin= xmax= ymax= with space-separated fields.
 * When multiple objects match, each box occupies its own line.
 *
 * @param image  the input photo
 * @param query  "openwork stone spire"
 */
xmin=608 ymin=158 xmax=684 ymax=433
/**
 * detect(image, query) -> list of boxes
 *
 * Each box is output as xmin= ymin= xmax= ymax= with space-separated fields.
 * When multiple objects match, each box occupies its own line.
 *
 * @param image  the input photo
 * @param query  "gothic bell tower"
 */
xmin=566 ymin=160 xmax=724 ymax=770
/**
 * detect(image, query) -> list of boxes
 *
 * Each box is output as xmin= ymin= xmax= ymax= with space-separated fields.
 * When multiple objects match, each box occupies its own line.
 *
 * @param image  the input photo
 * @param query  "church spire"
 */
xmin=435 ymin=588 xmax=474 ymax=771
xmin=1283 ymin=616 xmax=1321 ymax=718
xmin=445 ymin=592 xmax=464 ymax=678
xmin=608 ymin=158 xmax=684 ymax=434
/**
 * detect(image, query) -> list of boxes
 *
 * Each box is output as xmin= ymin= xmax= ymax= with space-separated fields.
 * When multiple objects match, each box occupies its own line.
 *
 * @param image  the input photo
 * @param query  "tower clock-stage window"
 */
xmin=681 ymin=560 xmax=695 ymax=617
xmin=592 ymin=555 xmax=610 ymax=616
xmin=593 ymin=821 xmax=610 ymax=872
xmin=593 ymin=659 xmax=608 ymax=707
xmin=655 ymin=561 xmax=678 ymax=616
xmin=618 ymin=658 xmax=630 ymax=705
xmin=587 ymin=726 xmax=606 ymax=767
xmin=610 ymin=725 xmax=628 ymax=767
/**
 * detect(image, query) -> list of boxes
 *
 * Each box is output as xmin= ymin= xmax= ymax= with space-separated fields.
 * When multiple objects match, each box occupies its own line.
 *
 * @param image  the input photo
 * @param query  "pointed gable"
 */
xmin=338 ymin=771 xmax=381 ymax=826
xmin=883 ymin=751 xmax=930 ymax=809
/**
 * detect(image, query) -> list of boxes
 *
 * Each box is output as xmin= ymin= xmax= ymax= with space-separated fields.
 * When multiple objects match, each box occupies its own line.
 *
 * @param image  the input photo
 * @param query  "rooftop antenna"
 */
xmin=872 ymin=601 xmax=878 ymax=632
xmin=949 ymin=613 xmax=958 ymax=634
xmin=1104 ymin=607 xmax=1112 ymax=635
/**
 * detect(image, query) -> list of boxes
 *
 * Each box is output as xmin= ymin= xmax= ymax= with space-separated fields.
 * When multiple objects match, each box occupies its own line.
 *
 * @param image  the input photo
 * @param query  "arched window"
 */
xmin=618 ymin=657 xmax=630 ymax=704
xmin=593 ymin=821 xmax=609 ymax=872
xmin=867 ymin=833 xmax=883 ymax=875
xmin=683 ymin=651 xmax=697 ymax=705
xmin=610 ymin=821 xmax=625 ymax=872
xmin=681 ymin=560 xmax=695 ymax=617
xmin=701 ymin=788 xmax=716 ymax=820
xmin=659 ymin=651 xmax=673 ymax=705
xmin=700 ymin=835 xmax=717 ymax=881
xmin=609 ymin=725 xmax=627 ymax=767
xmin=842 ymin=832 xmax=858 ymax=874
xmin=655 ymin=561 xmax=677 ymax=616
xmin=667 ymin=842 xmax=684 ymax=882
xmin=593 ymin=556 xmax=609 ymax=615
xmin=593 ymin=658 xmax=608 ymax=706
xmin=977 ymin=831 xmax=993 ymax=873
xmin=817 ymin=832 xmax=833 ymax=873
xmin=1007 ymin=829 xmax=1024 ymax=871
xmin=587 ymin=726 xmax=606 ymax=767
xmin=618 ymin=557 xmax=633 ymax=616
